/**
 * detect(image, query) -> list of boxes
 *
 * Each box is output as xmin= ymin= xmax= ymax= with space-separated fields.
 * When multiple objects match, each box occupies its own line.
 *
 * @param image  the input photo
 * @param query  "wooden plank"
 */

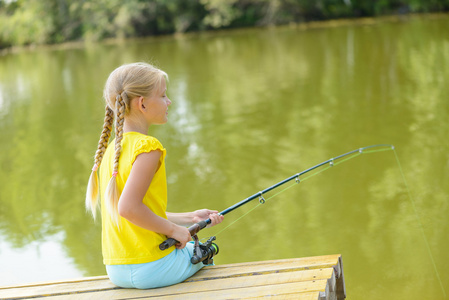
xmin=320 ymin=266 xmax=335 ymax=300
xmin=45 ymin=280 xmax=328 ymax=299
xmin=197 ymin=254 xmax=341 ymax=271
xmin=0 ymin=276 xmax=109 ymax=290
xmin=0 ymin=255 xmax=345 ymax=300
xmin=143 ymin=280 xmax=330 ymax=299
xmin=38 ymin=291 xmax=322 ymax=300
xmin=0 ymin=278 xmax=118 ymax=299
xmin=243 ymin=292 xmax=320 ymax=300
xmin=335 ymin=255 xmax=346 ymax=299
xmin=27 ymin=268 xmax=333 ymax=299
xmin=112 ymin=268 xmax=333 ymax=298
xmin=188 ymin=255 xmax=341 ymax=281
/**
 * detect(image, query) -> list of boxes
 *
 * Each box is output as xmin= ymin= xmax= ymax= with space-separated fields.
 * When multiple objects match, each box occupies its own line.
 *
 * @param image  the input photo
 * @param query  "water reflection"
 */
xmin=0 ymin=233 xmax=83 ymax=285
xmin=0 ymin=14 xmax=448 ymax=299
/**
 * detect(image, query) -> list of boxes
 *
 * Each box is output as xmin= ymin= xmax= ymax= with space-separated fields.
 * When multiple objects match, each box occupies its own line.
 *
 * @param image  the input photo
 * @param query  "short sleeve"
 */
xmin=132 ymin=136 xmax=166 ymax=165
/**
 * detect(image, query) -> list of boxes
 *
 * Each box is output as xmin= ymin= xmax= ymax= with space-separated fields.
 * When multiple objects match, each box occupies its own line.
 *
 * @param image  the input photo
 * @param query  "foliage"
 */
xmin=0 ymin=0 xmax=448 ymax=47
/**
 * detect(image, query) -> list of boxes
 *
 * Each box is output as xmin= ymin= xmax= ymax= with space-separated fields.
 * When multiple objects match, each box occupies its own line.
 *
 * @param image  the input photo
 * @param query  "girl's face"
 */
xmin=142 ymin=78 xmax=171 ymax=125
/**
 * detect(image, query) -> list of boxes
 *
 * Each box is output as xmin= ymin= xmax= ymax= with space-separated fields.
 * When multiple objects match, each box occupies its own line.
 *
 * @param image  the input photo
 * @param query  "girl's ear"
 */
xmin=137 ymin=96 xmax=146 ymax=111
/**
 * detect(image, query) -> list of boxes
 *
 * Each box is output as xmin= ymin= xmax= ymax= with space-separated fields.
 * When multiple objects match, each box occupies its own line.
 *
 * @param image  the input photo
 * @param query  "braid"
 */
xmin=105 ymin=92 xmax=127 ymax=227
xmin=86 ymin=106 xmax=115 ymax=220
xmin=95 ymin=106 xmax=114 ymax=167
xmin=113 ymin=93 xmax=126 ymax=174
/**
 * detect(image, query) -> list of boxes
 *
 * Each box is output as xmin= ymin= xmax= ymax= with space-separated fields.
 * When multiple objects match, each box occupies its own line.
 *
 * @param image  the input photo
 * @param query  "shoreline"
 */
xmin=1 ymin=12 xmax=447 ymax=57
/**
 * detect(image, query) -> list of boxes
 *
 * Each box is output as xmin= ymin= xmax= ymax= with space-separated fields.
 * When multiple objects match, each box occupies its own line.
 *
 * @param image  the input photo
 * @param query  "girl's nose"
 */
xmin=166 ymin=98 xmax=172 ymax=106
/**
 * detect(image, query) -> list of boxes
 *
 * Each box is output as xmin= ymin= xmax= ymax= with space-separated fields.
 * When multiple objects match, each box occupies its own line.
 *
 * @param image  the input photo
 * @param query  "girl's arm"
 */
xmin=167 ymin=210 xmax=224 ymax=227
xmin=118 ymin=150 xmax=191 ymax=249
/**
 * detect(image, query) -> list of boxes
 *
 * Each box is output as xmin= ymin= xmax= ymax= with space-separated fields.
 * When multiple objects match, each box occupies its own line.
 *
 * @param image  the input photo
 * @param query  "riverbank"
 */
xmin=1 ymin=0 xmax=448 ymax=51
xmin=1 ymin=12 xmax=447 ymax=57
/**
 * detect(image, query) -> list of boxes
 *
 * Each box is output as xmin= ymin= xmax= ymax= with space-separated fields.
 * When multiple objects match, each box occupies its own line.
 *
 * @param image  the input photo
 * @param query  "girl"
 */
xmin=85 ymin=62 xmax=224 ymax=289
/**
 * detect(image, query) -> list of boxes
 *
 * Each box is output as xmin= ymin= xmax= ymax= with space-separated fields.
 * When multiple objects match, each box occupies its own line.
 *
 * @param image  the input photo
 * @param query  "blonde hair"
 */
xmin=86 ymin=62 xmax=168 ymax=226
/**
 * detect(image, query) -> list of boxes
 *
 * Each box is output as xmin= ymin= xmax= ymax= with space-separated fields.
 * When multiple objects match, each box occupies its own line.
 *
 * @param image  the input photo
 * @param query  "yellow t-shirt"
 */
xmin=99 ymin=132 xmax=174 ymax=265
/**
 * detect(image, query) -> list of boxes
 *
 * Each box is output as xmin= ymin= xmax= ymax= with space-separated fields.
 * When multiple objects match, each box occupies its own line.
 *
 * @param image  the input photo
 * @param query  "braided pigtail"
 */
xmin=105 ymin=93 xmax=127 ymax=227
xmin=86 ymin=106 xmax=115 ymax=220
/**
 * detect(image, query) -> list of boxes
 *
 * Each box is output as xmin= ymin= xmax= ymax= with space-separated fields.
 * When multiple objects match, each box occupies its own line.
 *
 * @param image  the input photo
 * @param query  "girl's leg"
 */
xmin=105 ymin=264 xmax=135 ymax=288
xmin=106 ymin=243 xmax=205 ymax=289
xmin=131 ymin=242 xmax=205 ymax=289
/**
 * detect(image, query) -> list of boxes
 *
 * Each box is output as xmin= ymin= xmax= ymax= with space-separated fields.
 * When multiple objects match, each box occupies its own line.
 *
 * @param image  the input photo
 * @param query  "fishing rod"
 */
xmin=159 ymin=144 xmax=394 ymax=263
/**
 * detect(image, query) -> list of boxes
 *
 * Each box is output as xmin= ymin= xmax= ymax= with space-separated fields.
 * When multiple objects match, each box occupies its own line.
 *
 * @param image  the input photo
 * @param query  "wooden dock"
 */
xmin=0 ymin=254 xmax=345 ymax=299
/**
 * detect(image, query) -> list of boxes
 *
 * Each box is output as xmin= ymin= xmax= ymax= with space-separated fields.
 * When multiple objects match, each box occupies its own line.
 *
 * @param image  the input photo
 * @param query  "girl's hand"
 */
xmin=208 ymin=212 xmax=224 ymax=227
xmin=169 ymin=225 xmax=192 ymax=249
xmin=192 ymin=209 xmax=224 ymax=227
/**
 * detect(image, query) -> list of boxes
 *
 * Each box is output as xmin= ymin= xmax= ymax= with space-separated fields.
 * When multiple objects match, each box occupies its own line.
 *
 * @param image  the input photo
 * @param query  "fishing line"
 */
xmin=393 ymin=150 xmax=446 ymax=298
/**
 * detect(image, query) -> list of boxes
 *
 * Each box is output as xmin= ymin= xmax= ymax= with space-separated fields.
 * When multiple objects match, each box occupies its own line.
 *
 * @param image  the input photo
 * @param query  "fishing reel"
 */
xmin=191 ymin=235 xmax=219 ymax=265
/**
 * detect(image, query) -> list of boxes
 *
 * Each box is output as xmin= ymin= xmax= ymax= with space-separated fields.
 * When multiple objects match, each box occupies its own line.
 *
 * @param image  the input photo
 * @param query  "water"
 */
xmin=0 ymin=14 xmax=448 ymax=299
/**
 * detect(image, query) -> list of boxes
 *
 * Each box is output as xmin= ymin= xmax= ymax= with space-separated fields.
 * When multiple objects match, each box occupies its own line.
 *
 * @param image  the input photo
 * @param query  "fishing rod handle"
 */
xmin=159 ymin=220 xmax=209 ymax=250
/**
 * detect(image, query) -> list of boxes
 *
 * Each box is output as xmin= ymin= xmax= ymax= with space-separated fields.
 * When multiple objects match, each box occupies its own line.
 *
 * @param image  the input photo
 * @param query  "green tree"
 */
xmin=1 ymin=0 xmax=448 ymax=48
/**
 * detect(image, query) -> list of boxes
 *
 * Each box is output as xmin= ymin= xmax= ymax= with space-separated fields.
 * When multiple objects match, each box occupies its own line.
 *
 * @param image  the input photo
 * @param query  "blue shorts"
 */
xmin=106 ymin=243 xmax=205 ymax=289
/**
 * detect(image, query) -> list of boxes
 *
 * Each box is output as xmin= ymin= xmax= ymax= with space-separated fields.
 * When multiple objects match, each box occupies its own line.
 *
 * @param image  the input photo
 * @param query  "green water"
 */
xmin=1 ymin=14 xmax=448 ymax=299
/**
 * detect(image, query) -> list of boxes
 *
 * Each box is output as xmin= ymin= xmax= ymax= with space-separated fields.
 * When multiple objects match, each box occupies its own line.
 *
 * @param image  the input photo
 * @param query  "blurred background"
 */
xmin=0 ymin=1 xmax=448 ymax=299
xmin=1 ymin=0 xmax=449 ymax=48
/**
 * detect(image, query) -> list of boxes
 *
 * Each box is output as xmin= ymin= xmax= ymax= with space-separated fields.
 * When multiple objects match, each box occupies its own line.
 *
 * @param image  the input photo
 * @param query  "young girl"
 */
xmin=85 ymin=62 xmax=224 ymax=289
